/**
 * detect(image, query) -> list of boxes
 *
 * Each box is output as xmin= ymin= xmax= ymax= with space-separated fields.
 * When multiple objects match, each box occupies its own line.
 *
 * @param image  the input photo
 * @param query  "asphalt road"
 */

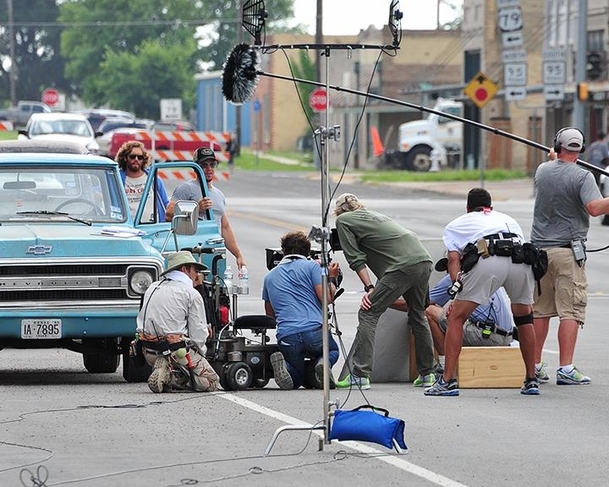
xmin=2 ymin=169 xmax=609 ymax=487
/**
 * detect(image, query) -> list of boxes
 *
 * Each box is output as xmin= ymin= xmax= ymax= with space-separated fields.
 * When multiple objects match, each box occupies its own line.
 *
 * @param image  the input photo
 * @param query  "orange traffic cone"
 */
xmin=370 ymin=126 xmax=385 ymax=157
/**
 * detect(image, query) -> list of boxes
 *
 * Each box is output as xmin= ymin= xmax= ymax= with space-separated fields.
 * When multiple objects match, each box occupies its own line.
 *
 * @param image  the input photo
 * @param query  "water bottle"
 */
xmin=238 ymin=266 xmax=249 ymax=295
xmin=223 ymin=265 xmax=234 ymax=294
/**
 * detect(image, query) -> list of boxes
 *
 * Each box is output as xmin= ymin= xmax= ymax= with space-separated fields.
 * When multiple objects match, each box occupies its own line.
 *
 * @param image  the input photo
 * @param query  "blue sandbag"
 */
xmin=328 ymin=405 xmax=407 ymax=450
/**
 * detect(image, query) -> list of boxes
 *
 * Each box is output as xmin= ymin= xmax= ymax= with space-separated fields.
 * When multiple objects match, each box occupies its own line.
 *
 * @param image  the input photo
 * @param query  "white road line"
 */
xmin=218 ymin=393 xmax=469 ymax=487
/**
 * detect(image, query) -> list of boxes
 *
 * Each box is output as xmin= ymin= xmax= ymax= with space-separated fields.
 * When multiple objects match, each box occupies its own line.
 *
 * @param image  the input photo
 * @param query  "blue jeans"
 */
xmin=278 ymin=329 xmax=339 ymax=389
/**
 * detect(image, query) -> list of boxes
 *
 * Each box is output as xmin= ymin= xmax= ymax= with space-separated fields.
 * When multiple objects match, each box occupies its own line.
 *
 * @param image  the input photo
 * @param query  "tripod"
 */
xmin=234 ymin=0 xmax=403 ymax=454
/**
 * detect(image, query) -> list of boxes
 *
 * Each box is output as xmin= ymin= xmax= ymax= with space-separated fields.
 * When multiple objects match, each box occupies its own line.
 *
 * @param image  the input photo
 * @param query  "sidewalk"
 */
xmin=386 ymin=178 xmax=535 ymax=201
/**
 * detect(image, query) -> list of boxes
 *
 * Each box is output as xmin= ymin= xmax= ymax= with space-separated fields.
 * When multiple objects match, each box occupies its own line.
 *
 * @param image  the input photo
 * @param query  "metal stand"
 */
xmin=247 ymin=0 xmax=402 ymax=456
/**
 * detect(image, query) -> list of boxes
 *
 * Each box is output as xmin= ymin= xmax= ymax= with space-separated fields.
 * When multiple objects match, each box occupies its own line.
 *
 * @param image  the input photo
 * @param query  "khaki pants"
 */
xmin=144 ymin=348 xmax=219 ymax=392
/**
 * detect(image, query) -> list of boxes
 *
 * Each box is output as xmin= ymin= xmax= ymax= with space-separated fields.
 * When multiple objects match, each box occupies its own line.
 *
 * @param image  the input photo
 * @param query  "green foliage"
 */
xmin=0 ymin=0 xmax=67 ymax=103
xmin=97 ymin=39 xmax=197 ymax=118
xmin=291 ymin=50 xmax=316 ymax=128
xmin=198 ymin=0 xmax=306 ymax=71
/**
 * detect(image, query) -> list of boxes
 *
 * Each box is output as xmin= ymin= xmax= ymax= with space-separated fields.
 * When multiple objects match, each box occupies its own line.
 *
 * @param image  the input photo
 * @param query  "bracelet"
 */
xmin=364 ymin=284 xmax=375 ymax=292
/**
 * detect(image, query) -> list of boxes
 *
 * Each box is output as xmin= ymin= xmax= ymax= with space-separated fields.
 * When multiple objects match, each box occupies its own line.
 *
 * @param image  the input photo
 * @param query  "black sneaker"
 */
xmin=424 ymin=377 xmax=459 ymax=396
xmin=520 ymin=377 xmax=540 ymax=395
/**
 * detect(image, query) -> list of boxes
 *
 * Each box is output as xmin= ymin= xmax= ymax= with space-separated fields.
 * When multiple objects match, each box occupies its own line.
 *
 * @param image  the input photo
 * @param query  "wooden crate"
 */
xmin=458 ymin=346 xmax=524 ymax=388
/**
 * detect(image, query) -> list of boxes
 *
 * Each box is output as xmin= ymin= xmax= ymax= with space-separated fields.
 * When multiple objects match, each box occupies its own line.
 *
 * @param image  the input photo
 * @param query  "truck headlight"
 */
xmin=129 ymin=270 xmax=155 ymax=295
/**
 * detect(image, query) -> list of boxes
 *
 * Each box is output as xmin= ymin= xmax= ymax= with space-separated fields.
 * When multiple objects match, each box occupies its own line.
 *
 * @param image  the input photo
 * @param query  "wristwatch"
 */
xmin=364 ymin=284 xmax=375 ymax=292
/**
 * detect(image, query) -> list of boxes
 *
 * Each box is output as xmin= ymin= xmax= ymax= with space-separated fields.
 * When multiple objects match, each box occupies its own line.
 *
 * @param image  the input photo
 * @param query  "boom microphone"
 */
xmin=221 ymin=43 xmax=260 ymax=105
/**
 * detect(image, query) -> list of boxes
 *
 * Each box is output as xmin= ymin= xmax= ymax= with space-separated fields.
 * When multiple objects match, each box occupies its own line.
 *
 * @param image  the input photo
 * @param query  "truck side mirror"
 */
xmin=172 ymin=200 xmax=199 ymax=235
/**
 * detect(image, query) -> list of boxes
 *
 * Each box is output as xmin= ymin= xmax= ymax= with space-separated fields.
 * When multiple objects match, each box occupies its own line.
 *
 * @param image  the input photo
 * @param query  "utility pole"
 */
xmin=315 ymin=0 xmax=323 ymax=83
xmin=572 ymin=0 xmax=587 ymax=130
xmin=235 ymin=0 xmax=242 ymax=155
xmin=8 ymin=0 xmax=17 ymax=105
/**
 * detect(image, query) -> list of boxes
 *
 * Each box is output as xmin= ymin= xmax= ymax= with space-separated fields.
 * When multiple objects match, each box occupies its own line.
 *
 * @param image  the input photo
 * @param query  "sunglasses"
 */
xmin=200 ymin=161 xmax=218 ymax=169
xmin=127 ymin=154 xmax=145 ymax=161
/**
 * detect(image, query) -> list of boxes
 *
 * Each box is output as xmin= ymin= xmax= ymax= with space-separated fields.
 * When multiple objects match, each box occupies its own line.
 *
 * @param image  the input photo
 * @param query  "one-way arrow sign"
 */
xmin=505 ymin=86 xmax=526 ymax=101
xmin=544 ymin=86 xmax=565 ymax=101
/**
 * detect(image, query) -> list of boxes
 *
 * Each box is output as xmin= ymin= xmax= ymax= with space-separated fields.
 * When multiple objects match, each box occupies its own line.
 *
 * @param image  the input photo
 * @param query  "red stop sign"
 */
xmin=309 ymin=88 xmax=328 ymax=112
xmin=41 ymin=88 xmax=59 ymax=107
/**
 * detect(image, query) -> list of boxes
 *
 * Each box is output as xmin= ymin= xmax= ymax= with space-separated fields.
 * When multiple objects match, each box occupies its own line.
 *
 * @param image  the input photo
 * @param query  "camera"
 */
xmin=265 ymin=247 xmax=324 ymax=271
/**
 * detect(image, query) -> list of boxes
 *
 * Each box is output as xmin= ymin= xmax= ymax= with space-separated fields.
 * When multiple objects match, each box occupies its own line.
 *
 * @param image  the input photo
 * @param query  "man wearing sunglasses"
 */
xmin=116 ymin=141 xmax=169 ymax=222
xmin=165 ymin=147 xmax=247 ymax=270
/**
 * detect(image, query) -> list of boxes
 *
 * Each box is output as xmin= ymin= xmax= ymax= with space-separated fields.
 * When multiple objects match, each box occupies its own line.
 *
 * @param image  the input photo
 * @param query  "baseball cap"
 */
xmin=193 ymin=147 xmax=218 ymax=164
xmin=434 ymin=257 xmax=448 ymax=272
xmin=556 ymin=128 xmax=584 ymax=152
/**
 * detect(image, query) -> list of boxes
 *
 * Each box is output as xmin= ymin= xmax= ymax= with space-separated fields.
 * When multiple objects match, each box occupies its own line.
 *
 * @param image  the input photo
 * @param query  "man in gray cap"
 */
xmin=165 ymin=147 xmax=246 ymax=270
xmin=531 ymin=127 xmax=609 ymax=386
xmin=137 ymin=250 xmax=219 ymax=393
xmin=333 ymin=193 xmax=435 ymax=390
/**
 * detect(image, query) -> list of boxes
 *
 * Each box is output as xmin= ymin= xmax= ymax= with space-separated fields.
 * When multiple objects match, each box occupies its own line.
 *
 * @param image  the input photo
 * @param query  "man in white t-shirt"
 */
xmin=424 ymin=188 xmax=538 ymax=397
xmin=116 ymin=141 xmax=169 ymax=222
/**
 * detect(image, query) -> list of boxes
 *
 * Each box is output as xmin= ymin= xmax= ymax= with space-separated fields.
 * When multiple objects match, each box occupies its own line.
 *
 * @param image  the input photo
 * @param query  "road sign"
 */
xmin=309 ymin=88 xmax=328 ymax=113
xmin=160 ymin=98 xmax=182 ymax=121
xmin=502 ymin=49 xmax=526 ymax=63
xmin=504 ymin=62 xmax=527 ymax=86
xmin=502 ymin=31 xmax=523 ymax=48
xmin=544 ymin=85 xmax=565 ymax=101
xmin=543 ymin=61 xmax=566 ymax=85
xmin=464 ymin=72 xmax=498 ymax=109
xmin=505 ymin=86 xmax=527 ymax=101
xmin=41 ymin=88 xmax=59 ymax=107
xmin=497 ymin=6 xmax=523 ymax=32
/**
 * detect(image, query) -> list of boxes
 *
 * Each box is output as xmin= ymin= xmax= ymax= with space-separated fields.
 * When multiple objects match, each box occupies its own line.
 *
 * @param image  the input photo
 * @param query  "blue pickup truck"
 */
xmin=0 ymin=149 xmax=226 ymax=380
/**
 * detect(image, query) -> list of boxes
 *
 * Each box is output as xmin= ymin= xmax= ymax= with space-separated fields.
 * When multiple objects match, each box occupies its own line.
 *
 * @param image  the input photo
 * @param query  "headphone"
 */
xmin=553 ymin=127 xmax=586 ymax=154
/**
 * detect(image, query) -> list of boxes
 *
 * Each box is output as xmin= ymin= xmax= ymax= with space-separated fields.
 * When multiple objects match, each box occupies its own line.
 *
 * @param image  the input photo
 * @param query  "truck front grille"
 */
xmin=0 ymin=260 xmax=160 ymax=306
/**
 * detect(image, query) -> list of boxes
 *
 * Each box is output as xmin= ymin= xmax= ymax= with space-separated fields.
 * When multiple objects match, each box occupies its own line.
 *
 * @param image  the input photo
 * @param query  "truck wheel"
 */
xmin=122 ymin=352 xmax=152 ymax=383
xmin=82 ymin=338 xmax=120 ymax=373
xmin=406 ymin=147 xmax=432 ymax=172
xmin=226 ymin=362 xmax=253 ymax=390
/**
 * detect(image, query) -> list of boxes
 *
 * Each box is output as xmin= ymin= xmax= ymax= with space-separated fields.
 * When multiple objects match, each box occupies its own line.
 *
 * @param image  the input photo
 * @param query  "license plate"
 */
xmin=21 ymin=319 xmax=62 ymax=339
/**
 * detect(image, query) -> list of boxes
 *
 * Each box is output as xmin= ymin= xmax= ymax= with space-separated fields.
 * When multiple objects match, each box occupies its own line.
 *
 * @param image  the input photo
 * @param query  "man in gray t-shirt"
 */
xmin=165 ymin=147 xmax=246 ymax=270
xmin=531 ymin=127 xmax=609 ymax=386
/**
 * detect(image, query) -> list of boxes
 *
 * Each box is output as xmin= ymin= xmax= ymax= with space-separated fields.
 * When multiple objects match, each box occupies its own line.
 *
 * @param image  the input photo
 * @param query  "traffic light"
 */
xmin=586 ymin=52 xmax=604 ymax=81
xmin=577 ymin=82 xmax=589 ymax=101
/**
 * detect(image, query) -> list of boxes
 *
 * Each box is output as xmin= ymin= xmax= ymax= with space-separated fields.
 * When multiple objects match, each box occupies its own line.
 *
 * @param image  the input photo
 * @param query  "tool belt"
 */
xmin=140 ymin=340 xmax=187 ymax=352
xmin=471 ymin=320 xmax=513 ymax=337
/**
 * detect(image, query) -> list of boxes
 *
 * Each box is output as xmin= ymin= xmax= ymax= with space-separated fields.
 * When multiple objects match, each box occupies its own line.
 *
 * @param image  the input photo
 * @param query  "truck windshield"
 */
xmin=0 ymin=166 xmax=127 ymax=223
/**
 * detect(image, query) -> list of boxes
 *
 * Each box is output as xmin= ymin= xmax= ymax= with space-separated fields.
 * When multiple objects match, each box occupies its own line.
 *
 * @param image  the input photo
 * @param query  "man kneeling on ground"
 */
xmin=262 ymin=231 xmax=341 ymax=390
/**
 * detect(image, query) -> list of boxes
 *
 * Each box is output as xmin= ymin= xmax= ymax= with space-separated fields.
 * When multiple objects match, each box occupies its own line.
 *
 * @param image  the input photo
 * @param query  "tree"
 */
xmin=59 ymin=0 xmax=302 ymax=115
xmin=97 ymin=39 xmax=198 ymax=119
xmin=0 ymin=0 xmax=67 ymax=105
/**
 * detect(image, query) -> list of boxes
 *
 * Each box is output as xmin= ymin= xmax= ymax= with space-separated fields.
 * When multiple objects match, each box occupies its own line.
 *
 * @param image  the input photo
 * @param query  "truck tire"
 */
xmin=82 ymin=338 xmax=120 ymax=373
xmin=122 ymin=352 xmax=152 ymax=382
xmin=406 ymin=147 xmax=432 ymax=172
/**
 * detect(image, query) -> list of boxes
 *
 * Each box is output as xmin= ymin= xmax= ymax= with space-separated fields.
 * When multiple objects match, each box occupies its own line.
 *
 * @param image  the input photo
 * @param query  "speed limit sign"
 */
xmin=160 ymin=98 xmax=182 ymax=121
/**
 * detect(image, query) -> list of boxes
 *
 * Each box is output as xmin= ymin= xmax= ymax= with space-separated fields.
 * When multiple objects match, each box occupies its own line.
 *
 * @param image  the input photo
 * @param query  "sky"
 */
xmin=292 ymin=0 xmax=464 ymax=36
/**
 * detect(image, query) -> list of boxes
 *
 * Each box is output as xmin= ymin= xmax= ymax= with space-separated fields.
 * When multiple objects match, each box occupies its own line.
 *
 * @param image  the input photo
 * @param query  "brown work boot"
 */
xmin=148 ymin=357 xmax=171 ymax=393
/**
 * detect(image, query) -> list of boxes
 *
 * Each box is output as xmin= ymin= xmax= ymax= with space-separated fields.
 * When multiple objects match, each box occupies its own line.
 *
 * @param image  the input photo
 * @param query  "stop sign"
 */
xmin=41 ymin=88 xmax=59 ymax=107
xmin=309 ymin=88 xmax=328 ymax=113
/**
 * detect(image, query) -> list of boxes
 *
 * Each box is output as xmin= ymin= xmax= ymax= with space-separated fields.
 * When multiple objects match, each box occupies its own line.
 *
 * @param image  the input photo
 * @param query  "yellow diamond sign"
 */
xmin=464 ymin=72 xmax=499 ymax=108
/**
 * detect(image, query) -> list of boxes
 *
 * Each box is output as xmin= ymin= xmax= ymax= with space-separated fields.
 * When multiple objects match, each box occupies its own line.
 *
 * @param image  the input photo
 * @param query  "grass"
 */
xmin=0 ymin=130 xmax=18 ymax=140
xmin=234 ymin=149 xmax=315 ymax=171
xmin=360 ymin=168 xmax=529 ymax=183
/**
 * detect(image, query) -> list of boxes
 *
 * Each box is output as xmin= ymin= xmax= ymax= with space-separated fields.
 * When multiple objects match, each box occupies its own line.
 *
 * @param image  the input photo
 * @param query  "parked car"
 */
xmin=74 ymin=109 xmax=136 ymax=131
xmin=0 ymin=101 xmax=51 ymax=129
xmin=97 ymin=117 xmax=153 ymax=135
xmin=18 ymin=113 xmax=100 ymax=155
xmin=152 ymin=120 xmax=195 ymax=132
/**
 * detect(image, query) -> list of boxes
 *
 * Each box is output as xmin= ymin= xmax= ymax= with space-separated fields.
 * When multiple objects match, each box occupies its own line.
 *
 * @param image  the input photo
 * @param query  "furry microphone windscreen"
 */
xmin=222 ymin=43 xmax=260 ymax=105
